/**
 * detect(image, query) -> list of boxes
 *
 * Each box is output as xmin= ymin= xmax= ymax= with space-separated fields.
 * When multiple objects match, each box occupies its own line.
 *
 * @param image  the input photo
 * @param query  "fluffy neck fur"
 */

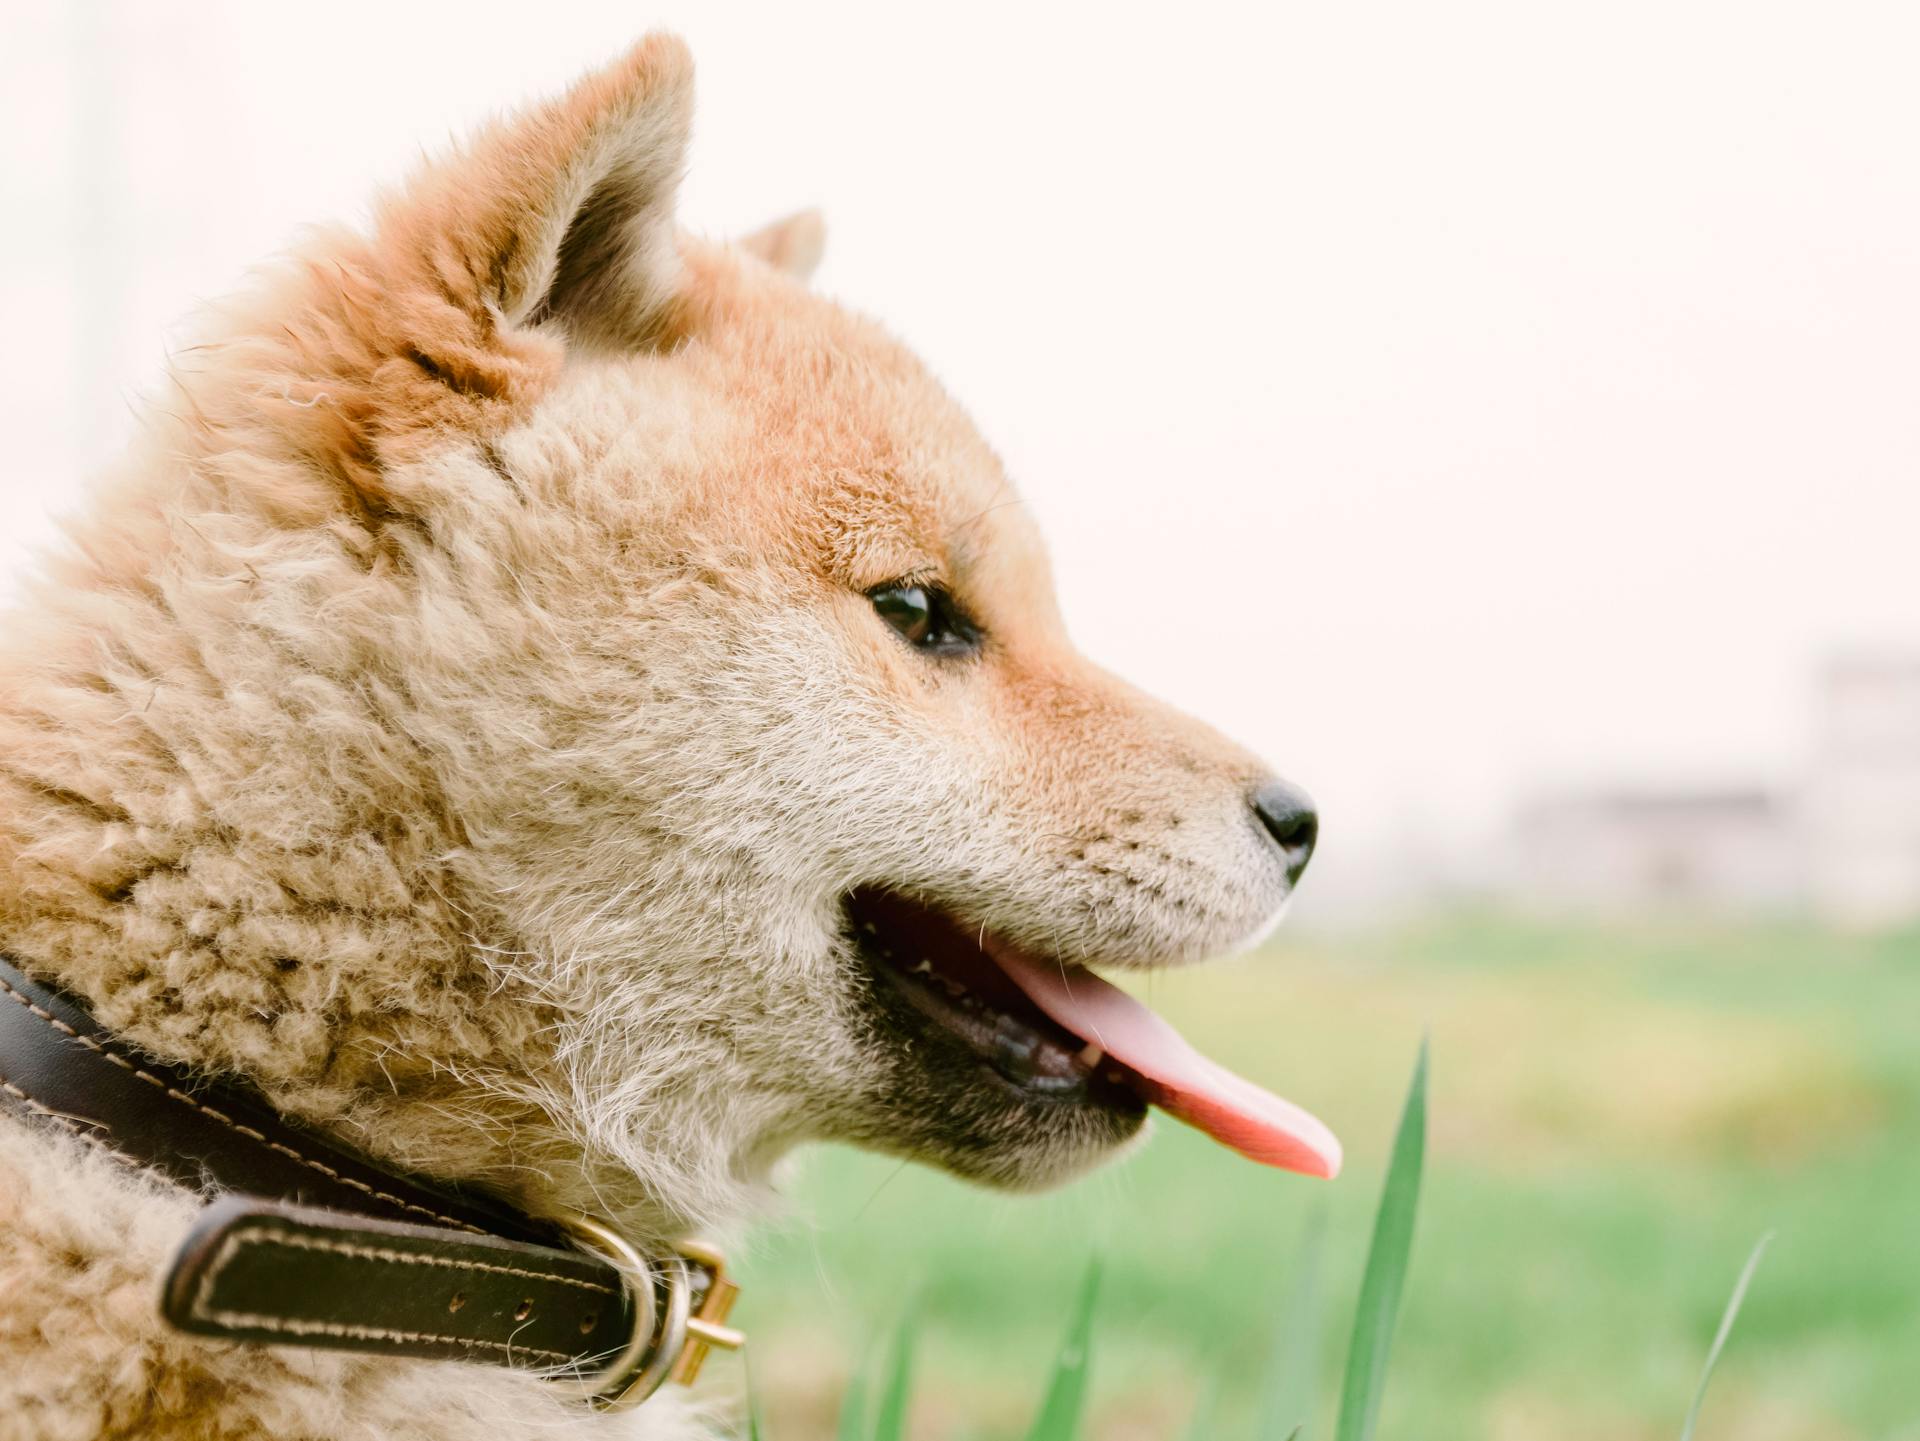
xmin=0 ymin=391 xmax=766 ymax=1441
xmin=0 ymin=355 xmax=824 ymax=1245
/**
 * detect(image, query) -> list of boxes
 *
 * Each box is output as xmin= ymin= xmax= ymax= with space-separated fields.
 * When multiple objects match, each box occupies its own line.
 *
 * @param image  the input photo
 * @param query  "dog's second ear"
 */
xmin=739 ymin=210 xmax=827 ymax=282
xmin=382 ymin=35 xmax=694 ymax=347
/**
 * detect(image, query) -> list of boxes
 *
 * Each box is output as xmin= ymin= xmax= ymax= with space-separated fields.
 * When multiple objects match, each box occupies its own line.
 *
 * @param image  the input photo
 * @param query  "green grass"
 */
xmin=1681 ymin=1233 xmax=1774 ymax=1441
xmin=1333 ymin=1038 xmax=1425 ymax=1441
xmin=1020 ymin=1259 xmax=1102 ymax=1441
xmin=734 ymin=918 xmax=1920 ymax=1440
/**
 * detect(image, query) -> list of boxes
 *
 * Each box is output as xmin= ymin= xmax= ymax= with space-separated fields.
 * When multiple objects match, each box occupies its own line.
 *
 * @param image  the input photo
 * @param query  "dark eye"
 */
xmin=866 ymin=583 xmax=982 ymax=656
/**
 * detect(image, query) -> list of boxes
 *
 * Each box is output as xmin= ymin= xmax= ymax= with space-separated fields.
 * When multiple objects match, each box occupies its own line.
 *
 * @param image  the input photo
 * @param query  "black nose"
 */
xmin=1251 ymin=779 xmax=1318 ymax=883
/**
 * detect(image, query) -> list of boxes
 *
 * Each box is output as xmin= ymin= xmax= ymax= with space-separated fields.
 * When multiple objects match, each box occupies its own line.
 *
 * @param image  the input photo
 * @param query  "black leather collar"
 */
xmin=0 ymin=953 xmax=741 ymax=1406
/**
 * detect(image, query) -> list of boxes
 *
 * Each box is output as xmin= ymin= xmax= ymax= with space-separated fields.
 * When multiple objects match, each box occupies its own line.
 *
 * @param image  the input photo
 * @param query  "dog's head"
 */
xmin=121 ymin=37 xmax=1333 ymax=1227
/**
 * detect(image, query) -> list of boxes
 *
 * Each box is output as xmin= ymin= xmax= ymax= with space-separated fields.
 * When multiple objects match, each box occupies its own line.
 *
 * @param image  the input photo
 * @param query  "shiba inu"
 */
xmin=0 ymin=35 xmax=1334 ymax=1440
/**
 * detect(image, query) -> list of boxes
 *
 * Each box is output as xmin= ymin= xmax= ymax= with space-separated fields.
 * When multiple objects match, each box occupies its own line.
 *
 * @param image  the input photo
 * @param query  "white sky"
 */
xmin=3 ymin=1 xmax=1916 ymax=914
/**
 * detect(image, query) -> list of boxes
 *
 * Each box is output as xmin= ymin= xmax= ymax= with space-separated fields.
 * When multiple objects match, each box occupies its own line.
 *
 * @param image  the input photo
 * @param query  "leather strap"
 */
xmin=0 ymin=960 xmax=547 ymax=1239
xmin=162 ymin=1196 xmax=639 ymax=1370
xmin=0 ymin=953 xmax=730 ymax=1400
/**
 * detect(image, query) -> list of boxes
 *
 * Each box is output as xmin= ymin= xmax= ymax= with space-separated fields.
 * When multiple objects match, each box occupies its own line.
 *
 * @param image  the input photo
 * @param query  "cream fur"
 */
xmin=0 ymin=35 xmax=1303 ymax=1440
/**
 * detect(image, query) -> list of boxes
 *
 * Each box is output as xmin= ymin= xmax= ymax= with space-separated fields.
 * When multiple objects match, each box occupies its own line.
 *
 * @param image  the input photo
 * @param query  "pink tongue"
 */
xmin=986 ymin=946 xmax=1342 ymax=1179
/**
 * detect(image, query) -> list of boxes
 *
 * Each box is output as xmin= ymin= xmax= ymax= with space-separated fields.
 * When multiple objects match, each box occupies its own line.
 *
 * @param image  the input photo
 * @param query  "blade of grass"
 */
xmin=1182 ymin=1378 xmax=1222 ymax=1441
xmin=1678 ymin=1232 xmax=1774 ymax=1441
xmin=833 ymin=1356 xmax=869 ymax=1441
xmin=870 ymin=1311 xmax=917 ymax=1441
xmin=1333 ymin=1036 xmax=1429 ymax=1441
xmin=1260 ymin=1201 xmax=1330 ymax=1441
xmin=1022 ymin=1257 xmax=1103 ymax=1441
xmin=745 ymin=1356 xmax=766 ymax=1441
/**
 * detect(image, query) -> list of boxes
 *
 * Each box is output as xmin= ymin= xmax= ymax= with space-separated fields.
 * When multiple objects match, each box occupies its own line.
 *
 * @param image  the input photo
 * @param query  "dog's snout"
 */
xmin=1251 ymin=779 xmax=1318 ymax=883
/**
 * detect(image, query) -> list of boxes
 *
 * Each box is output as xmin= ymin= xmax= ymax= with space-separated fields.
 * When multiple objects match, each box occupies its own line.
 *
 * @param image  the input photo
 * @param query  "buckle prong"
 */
xmin=668 ymin=1238 xmax=744 ymax=1386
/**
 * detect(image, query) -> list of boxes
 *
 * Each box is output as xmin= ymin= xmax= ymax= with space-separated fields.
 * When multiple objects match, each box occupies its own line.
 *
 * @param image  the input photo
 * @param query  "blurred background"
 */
xmin=3 ymin=3 xmax=1915 ymax=1437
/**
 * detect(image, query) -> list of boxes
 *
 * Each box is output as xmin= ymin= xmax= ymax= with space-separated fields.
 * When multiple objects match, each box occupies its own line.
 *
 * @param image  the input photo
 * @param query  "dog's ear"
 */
xmin=739 ymin=210 xmax=826 ymax=282
xmin=212 ymin=36 xmax=694 ymax=506
xmin=381 ymin=34 xmax=695 ymax=346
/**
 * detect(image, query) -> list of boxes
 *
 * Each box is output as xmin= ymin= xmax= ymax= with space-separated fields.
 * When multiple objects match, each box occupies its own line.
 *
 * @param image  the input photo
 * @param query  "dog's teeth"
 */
xmin=990 ymin=1017 xmax=1040 ymax=1083
xmin=860 ymin=922 xmax=878 ymax=935
xmin=910 ymin=960 xmax=933 ymax=975
xmin=1076 ymin=1042 xmax=1105 ymax=1067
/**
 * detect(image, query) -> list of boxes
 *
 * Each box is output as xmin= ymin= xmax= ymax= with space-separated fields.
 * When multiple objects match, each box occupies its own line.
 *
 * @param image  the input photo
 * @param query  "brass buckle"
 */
xmin=669 ymin=1238 xmax=744 ymax=1386
xmin=552 ymin=1211 xmax=744 ymax=1409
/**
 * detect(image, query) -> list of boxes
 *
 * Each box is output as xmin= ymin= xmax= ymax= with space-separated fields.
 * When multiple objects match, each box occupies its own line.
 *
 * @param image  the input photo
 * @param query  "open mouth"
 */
xmin=845 ymin=886 xmax=1341 ymax=1179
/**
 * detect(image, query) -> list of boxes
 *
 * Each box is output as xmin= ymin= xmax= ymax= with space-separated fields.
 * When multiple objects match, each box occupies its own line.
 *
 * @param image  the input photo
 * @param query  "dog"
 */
xmin=0 ymin=35 xmax=1332 ymax=1440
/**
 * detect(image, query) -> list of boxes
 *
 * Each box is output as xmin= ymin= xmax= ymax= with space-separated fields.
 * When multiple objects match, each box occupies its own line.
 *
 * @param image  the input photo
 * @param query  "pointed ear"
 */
xmin=739 ymin=209 xmax=827 ymax=282
xmin=213 ymin=36 xmax=696 ymax=508
xmin=382 ymin=34 xmax=695 ymax=346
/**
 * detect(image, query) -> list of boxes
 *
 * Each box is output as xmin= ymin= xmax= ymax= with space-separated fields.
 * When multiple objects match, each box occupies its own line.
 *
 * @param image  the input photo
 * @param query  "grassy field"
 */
xmin=727 ymin=918 xmax=1920 ymax=1441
